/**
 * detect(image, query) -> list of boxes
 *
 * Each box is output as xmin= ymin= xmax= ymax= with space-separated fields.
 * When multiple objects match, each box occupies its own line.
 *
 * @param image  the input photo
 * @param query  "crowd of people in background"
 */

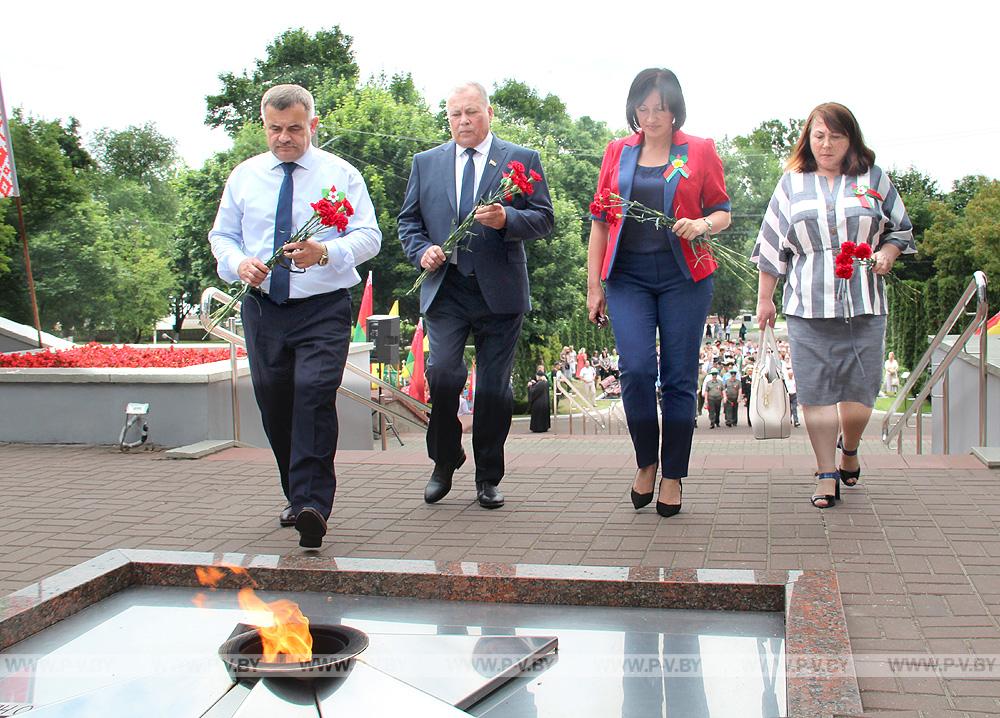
xmin=696 ymin=326 xmax=799 ymax=429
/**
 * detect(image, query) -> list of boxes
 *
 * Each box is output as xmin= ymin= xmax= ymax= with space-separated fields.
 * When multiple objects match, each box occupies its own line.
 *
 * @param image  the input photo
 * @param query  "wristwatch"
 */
xmin=318 ymin=244 xmax=329 ymax=267
xmin=702 ymin=217 xmax=714 ymax=234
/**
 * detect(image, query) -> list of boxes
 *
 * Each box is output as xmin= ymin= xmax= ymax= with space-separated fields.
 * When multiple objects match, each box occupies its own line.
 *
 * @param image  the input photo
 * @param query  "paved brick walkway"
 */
xmin=2 ymin=419 xmax=998 ymax=716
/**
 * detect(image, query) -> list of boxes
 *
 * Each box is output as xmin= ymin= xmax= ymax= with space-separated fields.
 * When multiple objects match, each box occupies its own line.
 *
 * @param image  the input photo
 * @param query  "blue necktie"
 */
xmin=457 ymin=148 xmax=476 ymax=276
xmin=270 ymin=162 xmax=296 ymax=303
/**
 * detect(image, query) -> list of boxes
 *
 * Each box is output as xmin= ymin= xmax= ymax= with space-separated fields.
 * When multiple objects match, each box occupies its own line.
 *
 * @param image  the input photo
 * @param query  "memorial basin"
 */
xmin=0 ymin=550 xmax=862 ymax=717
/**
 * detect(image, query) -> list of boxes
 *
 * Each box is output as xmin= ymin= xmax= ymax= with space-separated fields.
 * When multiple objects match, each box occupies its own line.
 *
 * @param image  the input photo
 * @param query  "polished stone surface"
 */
xmin=0 ymin=549 xmax=859 ymax=717
xmin=2 ymin=586 xmax=784 ymax=717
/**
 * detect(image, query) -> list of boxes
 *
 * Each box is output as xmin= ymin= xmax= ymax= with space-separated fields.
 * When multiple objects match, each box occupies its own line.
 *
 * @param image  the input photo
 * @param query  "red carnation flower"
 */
xmin=529 ymin=169 xmax=542 ymax=182
xmin=835 ymin=264 xmax=854 ymax=279
xmin=835 ymin=252 xmax=854 ymax=266
xmin=839 ymin=241 xmax=857 ymax=256
xmin=854 ymin=243 xmax=872 ymax=259
xmin=507 ymin=160 xmax=525 ymax=174
xmin=311 ymin=199 xmax=340 ymax=227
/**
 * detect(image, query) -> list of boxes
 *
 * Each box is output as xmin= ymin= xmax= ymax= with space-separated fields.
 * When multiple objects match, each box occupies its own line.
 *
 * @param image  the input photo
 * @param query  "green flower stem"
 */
xmin=407 ymin=178 xmax=525 ymax=295
xmin=206 ymin=216 xmax=332 ymax=332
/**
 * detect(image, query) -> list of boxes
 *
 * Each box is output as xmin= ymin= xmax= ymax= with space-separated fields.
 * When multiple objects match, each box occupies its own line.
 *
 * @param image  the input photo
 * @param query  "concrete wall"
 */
xmin=0 ymin=345 xmax=375 ymax=450
xmin=931 ymin=335 xmax=1000 ymax=454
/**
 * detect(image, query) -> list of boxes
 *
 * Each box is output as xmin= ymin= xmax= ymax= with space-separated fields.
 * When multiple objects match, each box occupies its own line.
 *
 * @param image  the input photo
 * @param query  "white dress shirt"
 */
xmin=454 ymin=132 xmax=494 ymax=209
xmin=209 ymin=144 xmax=382 ymax=298
xmin=449 ymin=133 xmax=494 ymax=265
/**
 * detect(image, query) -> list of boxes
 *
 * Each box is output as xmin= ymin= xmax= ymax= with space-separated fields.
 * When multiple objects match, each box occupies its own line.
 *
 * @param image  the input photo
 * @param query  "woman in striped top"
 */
xmin=751 ymin=102 xmax=915 ymax=509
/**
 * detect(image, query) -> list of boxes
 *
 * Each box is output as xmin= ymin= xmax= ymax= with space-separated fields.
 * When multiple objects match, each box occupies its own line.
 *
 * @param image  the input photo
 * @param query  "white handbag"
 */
xmin=749 ymin=326 xmax=791 ymax=440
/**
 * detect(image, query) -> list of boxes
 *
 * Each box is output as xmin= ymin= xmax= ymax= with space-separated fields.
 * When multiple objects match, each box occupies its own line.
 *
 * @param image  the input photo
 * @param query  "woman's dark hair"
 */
xmin=786 ymin=102 xmax=876 ymax=175
xmin=626 ymin=68 xmax=686 ymax=133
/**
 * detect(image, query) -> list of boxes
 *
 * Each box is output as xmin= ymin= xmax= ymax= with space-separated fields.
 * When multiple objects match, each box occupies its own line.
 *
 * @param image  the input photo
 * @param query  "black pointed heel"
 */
xmin=631 ymin=488 xmax=654 ymax=509
xmin=656 ymin=478 xmax=682 ymax=518
xmin=810 ymin=471 xmax=841 ymax=509
xmin=837 ymin=436 xmax=861 ymax=487
xmin=630 ymin=464 xmax=657 ymax=510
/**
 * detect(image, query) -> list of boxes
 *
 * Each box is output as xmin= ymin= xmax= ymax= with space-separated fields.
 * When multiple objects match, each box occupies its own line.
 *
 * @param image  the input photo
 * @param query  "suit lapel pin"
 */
xmin=489 ymin=159 xmax=497 ymax=167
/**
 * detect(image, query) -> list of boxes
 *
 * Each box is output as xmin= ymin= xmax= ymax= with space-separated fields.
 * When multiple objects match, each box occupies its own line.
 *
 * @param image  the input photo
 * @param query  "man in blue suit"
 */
xmin=399 ymin=82 xmax=554 ymax=509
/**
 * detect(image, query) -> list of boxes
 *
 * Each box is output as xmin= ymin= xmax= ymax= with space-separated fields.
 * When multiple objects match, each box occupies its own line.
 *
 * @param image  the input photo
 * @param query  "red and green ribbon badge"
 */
xmin=664 ymin=154 xmax=689 ymax=182
xmin=852 ymin=183 xmax=884 ymax=209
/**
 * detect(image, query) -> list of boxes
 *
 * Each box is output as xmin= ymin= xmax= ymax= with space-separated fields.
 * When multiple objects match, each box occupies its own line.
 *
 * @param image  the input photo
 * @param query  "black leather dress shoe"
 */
xmin=476 ymin=481 xmax=504 ymax=509
xmin=295 ymin=507 xmax=327 ymax=549
xmin=424 ymin=450 xmax=467 ymax=504
xmin=279 ymin=505 xmax=297 ymax=527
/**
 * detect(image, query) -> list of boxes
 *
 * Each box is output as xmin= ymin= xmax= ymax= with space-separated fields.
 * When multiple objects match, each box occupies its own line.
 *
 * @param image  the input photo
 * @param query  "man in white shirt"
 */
xmin=209 ymin=84 xmax=382 ymax=549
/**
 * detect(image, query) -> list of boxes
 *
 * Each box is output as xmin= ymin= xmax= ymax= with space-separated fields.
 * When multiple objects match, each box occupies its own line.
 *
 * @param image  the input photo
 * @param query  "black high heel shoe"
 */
xmin=630 ymin=464 xmax=657 ymax=509
xmin=837 ymin=436 xmax=861 ymax=487
xmin=810 ymin=471 xmax=841 ymax=508
xmin=656 ymin=478 xmax=682 ymax=518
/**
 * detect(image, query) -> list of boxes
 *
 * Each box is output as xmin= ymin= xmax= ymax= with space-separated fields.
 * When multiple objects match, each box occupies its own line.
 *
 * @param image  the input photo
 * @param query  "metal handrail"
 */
xmin=554 ymin=375 xmax=607 ymax=433
xmin=881 ymin=271 xmax=989 ymax=453
xmin=199 ymin=288 xmax=431 ymax=435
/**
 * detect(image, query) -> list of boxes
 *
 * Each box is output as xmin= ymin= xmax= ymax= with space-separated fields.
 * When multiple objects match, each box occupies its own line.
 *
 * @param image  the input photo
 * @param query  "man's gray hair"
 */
xmin=260 ymin=84 xmax=315 ymax=120
xmin=449 ymin=82 xmax=491 ymax=107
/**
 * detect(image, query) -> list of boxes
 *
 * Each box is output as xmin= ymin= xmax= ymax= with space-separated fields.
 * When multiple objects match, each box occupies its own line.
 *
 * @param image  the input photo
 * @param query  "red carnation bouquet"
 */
xmin=207 ymin=185 xmax=354 ymax=331
xmin=833 ymin=240 xmax=874 ymax=280
xmin=407 ymin=161 xmax=543 ymax=294
xmin=589 ymin=188 xmax=755 ymax=288
xmin=832 ymin=240 xmax=918 ymax=313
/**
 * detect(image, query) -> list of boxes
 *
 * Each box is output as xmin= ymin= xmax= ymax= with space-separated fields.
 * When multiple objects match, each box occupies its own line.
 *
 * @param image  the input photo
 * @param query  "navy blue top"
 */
xmin=619 ymin=163 xmax=671 ymax=254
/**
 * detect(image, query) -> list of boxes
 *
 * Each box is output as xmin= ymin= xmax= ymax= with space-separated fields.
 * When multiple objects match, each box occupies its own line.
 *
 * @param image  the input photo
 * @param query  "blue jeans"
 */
xmin=605 ymin=251 xmax=713 ymax=478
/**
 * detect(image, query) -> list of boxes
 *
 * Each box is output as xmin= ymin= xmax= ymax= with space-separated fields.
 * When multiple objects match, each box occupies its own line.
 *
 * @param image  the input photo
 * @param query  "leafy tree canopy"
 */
xmin=205 ymin=27 xmax=359 ymax=136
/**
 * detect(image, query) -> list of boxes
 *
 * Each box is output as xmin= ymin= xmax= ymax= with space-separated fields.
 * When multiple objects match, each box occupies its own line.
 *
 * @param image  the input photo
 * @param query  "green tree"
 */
xmin=965 ymin=181 xmax=1000 ymax=303
xmin=106 ymin=222 xmax=177 ymax=341
xmin=715 ymin=118 xmax=803 ymax=318
xmin=0 ymin=112 xmax=93 ymax=324
xmin=316 ymin=76 xmax=446 ymax=318
xmin=492 ymin=79 xmax=568 ymax=131
xmin=946 ymin=174 xmax=991 ymax=213
xmin=885 ymin=167 xmax=937 ymax=282
xmin=91 ymin=123 xmax=178 ymax=185
xmin=29 ymin=199 xmax=118 ymax=335
xmin=87 ymin=124 xmax=181 ymax=339
xmin=205 ymin=27 xmax=359 ymax=136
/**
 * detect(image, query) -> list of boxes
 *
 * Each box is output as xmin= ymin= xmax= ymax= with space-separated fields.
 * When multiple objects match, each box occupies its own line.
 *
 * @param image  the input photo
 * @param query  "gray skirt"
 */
xmin=786 ymin=314 xmax=886 ymax=407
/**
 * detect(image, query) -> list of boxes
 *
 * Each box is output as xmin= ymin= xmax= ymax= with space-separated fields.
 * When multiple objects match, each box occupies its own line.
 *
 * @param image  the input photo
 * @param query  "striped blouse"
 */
xmin=751 ymin=165 xmax=915 ymax=319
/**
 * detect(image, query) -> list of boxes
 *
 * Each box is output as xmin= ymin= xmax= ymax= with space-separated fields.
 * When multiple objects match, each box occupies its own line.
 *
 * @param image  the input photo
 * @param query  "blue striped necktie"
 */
xmin=270 ymin=162 xmax=297 ymax=303
xmin=457 ymin=148 xmax=476 ymax=276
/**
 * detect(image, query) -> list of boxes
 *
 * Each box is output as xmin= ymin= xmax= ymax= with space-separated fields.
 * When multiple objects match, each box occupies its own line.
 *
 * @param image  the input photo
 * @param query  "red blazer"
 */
xmin=593 ymin=129 xmax=730 ymax=281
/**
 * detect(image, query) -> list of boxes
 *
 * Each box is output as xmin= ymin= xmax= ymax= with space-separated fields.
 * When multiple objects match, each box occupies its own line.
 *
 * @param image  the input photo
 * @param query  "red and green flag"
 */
xmin=406 ymin=318 xmax=426 ymax=402
xmin=352 ymin=272 xmax=373 ymax=342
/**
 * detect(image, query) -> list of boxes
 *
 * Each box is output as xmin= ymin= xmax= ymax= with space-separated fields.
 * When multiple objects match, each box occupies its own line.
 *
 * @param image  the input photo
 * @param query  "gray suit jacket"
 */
xmin=398 ymin=137 xmax=554 ymax=315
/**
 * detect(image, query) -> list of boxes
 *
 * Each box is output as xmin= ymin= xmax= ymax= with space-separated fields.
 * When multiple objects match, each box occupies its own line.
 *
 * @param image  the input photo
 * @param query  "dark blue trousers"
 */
xmin=241 ymin=288 xmax=351 ymax=519
xmin=605 ymin=251 xmax=713 ymax=479
xmin=424 ymin=270 xmax=523 ymax=485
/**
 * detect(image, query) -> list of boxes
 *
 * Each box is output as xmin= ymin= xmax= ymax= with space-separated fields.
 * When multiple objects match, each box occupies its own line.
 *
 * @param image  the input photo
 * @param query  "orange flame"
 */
xmin=194 ymin=564 xmax=310 ymax=662
xmin=238 ymin=588 xmax=313 ymax=663
xmin=195 ymin=566 xmax=226 ymax=587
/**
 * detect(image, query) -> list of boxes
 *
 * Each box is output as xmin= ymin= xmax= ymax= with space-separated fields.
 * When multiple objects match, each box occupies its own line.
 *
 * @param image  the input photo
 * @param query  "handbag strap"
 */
xmin=759 ymin=325 xmax=787 ymax=386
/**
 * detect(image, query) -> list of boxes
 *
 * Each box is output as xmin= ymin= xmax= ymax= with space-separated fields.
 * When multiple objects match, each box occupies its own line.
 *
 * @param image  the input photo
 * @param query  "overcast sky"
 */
xmin=3 ymin=0 xmax=997 ymax=189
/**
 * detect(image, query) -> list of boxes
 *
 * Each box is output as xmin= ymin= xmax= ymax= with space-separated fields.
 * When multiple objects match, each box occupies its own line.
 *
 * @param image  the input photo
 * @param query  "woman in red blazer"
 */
xmin=587 ymin=68 xmax=731 ymax=518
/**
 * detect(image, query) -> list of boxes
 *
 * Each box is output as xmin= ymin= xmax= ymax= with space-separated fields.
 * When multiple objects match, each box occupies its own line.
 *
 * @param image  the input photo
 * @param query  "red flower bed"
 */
xmin=0 ymin=343 xmax=246 ymax=369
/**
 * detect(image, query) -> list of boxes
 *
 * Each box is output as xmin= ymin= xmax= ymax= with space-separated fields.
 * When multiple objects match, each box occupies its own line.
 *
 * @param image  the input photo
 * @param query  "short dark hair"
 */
xmin=787 ymin=102 xmax=875 ymax=176
xmin=626 ymin=68 xmax=686 ymax=133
